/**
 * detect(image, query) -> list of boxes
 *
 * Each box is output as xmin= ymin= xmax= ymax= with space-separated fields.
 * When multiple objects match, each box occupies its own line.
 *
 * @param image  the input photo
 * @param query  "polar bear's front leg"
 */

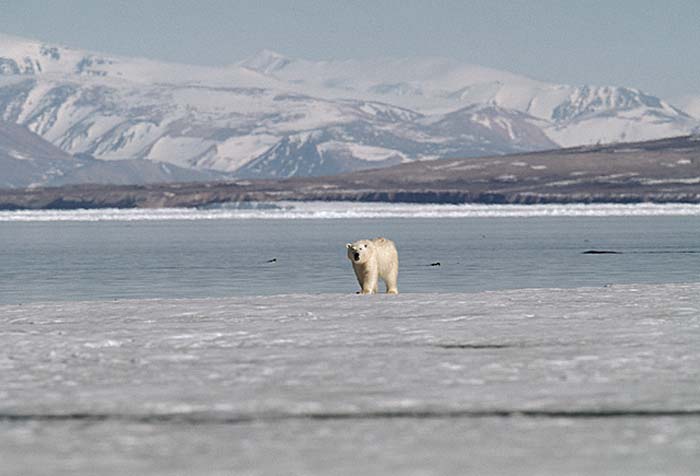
xmin=385 ymin=269 xmax=399 ymax=294
xmin=360 ymin=267 xmax=379 ymax=295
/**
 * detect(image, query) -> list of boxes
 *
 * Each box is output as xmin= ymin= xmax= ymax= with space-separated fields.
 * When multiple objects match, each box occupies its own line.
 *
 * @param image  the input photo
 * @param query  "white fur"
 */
xmin=346 ymin=237 xmax=399 ymax=294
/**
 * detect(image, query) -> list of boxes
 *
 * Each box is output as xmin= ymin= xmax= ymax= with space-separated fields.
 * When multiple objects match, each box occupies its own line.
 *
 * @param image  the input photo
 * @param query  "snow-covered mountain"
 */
xmin=0 ymin=120 xmax=225 ymax=188
xmin=0 ymin=32 xmax=697 ymax=182
xmin=242 ymin=51 xmax=695 ymax=147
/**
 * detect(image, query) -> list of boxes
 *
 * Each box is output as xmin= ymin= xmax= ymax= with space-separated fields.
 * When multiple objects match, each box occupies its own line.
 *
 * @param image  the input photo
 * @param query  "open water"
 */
xmin=0 ymin=206 xmax=699 ymax=304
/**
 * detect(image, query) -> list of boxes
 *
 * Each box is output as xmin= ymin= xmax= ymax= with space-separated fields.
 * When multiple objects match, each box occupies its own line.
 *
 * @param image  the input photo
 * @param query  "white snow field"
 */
xmin=1 ymin=283 xmax=700 ymax=475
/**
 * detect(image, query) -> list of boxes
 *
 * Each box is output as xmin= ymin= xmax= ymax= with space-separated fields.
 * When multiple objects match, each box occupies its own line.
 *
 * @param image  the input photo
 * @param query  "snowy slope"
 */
xmin=0 ymin=120 xmax=226 ymax=188
xmin=0 ymin=32 xmax=698 ymax=181
xmin=0 ymin=32 xmax=280 ymax=86
xmin=0 ymin=119 xmax=76 ymax=188
xmin=240 ymin=50 xmax=697 ymax=147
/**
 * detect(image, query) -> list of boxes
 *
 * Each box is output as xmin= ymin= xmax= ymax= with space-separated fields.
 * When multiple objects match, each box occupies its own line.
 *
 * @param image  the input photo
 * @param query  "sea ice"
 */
xmin=2 ymin=201 xmax=700 ymax=222
xmin=1 ymin=283 xmax=699 ymax=475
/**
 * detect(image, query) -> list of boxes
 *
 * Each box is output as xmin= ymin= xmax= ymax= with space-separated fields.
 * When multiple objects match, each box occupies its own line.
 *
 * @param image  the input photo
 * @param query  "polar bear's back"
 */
xmin=370 ymin=237 xmax=398 ymax=274
xmin=371 ymin=237 xmax=396 ymax=249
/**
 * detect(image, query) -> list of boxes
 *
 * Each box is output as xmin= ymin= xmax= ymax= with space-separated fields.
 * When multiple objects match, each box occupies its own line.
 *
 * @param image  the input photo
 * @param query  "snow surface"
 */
xmin=2 ymin=202 xmax=700 ymax=222
xmin=1 ymin=283 xmax=699 ymax=475
xmin=317 ymin=141 xmax=408 ymax=162
xmin=144 ymin=135 xmax=215 ymax=169
xmin=211 ymin=134 xmax=279 ymax=171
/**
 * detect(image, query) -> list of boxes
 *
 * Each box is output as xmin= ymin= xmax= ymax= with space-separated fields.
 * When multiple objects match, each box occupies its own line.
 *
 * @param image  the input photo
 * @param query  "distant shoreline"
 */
xmin=3 ymin=134 xmax=700 ymax=210
xmin=1 ymin=181 xmax=700 ymax=211
xmin=2 ymin=202 xmax=700 ymax=221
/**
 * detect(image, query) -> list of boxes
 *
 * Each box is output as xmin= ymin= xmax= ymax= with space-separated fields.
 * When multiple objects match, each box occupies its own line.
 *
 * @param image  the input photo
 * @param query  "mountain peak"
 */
xmin=550 ymin=85 xmax=679 ymax=123
xmin=240 ymin=49 xmax=292 ymax=74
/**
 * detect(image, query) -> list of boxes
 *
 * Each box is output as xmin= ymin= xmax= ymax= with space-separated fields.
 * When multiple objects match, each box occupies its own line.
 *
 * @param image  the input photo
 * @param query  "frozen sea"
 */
xmin=1 ymin=203 xmax=700 ymax=475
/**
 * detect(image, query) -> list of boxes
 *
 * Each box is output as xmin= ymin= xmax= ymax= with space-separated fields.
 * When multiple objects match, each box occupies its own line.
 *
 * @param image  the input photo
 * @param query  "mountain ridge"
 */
xmin=2 ymin=134 xmax=699 ymax=208
xmin=0 ymin=120 xmax=228 ymax=188
xmin=0 ymin=32 xmax=698 ymax=186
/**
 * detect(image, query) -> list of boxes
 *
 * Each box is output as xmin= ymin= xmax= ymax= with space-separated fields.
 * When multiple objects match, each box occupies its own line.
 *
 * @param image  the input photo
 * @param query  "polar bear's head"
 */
xmin=346 ymin=240 xmax=374 ymax=264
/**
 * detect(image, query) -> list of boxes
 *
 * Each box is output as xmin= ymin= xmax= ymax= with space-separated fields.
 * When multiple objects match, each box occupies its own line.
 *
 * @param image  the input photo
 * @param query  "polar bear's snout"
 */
xmin=353 ymin=252 xmax=360 ymax=261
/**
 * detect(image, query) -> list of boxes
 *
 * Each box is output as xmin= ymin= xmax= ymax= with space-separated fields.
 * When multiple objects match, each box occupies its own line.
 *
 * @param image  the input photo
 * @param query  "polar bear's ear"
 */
xmin=346 ymin=243 xmax=352 ymax=249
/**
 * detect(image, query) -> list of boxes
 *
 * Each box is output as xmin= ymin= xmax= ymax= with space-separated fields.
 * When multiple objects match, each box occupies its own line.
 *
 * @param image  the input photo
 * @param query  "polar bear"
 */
xmin=346 ymin=237 xmax=399 ymax=294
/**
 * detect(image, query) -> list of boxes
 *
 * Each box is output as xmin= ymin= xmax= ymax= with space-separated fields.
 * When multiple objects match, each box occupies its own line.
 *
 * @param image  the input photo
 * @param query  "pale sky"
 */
xmin=0 ymin=0 xmax=698 ymax=100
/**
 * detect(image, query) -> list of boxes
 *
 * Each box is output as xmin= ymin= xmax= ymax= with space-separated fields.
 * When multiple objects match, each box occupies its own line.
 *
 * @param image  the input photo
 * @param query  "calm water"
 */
xmin=1 ymin=216 xmax=699 ymax=304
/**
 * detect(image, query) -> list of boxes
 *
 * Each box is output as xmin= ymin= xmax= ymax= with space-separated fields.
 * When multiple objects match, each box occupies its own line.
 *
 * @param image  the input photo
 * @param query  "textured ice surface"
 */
xmin=1 ymin=284 xmax=700 ymax=475
xmin=2 ymin=202 xmax=700 ymax=221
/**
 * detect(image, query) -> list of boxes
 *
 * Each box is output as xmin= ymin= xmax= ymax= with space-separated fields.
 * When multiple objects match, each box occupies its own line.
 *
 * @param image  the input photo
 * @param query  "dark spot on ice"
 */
xmin=3 ymin=408 xmax=700 ymax=424
xmin=436 ymin=343 xmax=511 ymax=349
xmin=430 ymin=262 xmax=441 ymax=267
xmin=582 ymin=250 xmax=622 ymax=254
xmin=266 ymin=258 xmax=277 ymax=263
